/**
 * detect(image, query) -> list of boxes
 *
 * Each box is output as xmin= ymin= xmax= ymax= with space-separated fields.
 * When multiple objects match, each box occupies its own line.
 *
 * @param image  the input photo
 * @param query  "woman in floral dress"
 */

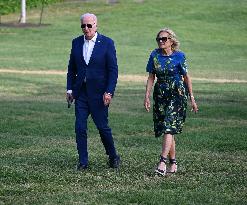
xmin=144 ymin=28 xmax=198 ymax=176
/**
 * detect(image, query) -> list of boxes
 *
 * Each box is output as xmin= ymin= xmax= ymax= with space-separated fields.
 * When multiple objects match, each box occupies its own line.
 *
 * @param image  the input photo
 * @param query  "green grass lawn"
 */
xmin=0 ymin=0 xmax=247 ymax=79
xmin=0 ymin=0 xmax=247 ymax=204
xmin=0 ymin=74 xmax=246 ymax=204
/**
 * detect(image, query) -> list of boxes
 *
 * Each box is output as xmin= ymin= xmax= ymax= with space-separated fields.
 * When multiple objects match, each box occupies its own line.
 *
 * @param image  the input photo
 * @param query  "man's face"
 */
xmin=81 ymin=16 xmax=97 ymax=40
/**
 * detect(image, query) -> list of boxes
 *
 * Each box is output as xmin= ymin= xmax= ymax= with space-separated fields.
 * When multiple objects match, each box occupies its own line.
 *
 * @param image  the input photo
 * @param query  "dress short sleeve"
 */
xmin=146 ymin=51 xmax=155 ymax=73
xmin=178 ymin=52 xmax=188 ymax=76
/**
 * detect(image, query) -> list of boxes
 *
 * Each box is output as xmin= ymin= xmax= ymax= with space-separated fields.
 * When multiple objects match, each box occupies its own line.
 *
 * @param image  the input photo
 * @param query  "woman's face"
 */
xmin=156 ymin=32 xmax=173 ymax=50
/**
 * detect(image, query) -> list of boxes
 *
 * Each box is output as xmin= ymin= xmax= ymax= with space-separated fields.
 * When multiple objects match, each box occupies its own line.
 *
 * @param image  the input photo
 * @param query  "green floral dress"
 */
xmin=146 ymin=49 xmax=188 ymax=137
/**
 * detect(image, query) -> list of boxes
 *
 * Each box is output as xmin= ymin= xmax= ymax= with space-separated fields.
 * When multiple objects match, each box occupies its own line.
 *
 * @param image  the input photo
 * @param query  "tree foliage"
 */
xmin=0 ymin=0 xmax=63 ymax=15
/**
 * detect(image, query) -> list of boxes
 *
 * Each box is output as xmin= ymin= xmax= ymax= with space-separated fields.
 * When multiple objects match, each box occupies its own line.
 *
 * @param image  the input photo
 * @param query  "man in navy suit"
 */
xmin=66 ymin=13 xmax=120 ymax=170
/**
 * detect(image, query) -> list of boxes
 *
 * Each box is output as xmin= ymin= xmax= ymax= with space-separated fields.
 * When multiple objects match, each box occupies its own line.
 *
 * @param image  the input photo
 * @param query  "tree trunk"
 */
xmin=39 ymin=1 xmax=45 ymax=26
xmin=20 ymin=0 xmax=26 ymax=23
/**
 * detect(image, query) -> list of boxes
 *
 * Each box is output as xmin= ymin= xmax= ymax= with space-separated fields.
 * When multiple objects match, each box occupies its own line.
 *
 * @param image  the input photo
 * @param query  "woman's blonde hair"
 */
xmin=156 ymin=28 xmax=180 ymax=51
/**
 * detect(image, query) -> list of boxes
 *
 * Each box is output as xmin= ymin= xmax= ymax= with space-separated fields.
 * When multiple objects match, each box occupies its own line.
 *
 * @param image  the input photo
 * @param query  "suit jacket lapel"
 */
xmin=88 ymin=33 xmax=102 ymax=65
xmin=79 ymin=36 xmax=87 ymax=65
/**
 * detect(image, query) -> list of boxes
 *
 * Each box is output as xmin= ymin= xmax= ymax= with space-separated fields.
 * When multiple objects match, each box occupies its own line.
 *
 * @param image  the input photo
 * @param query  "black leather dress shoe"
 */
xmin=77 ymin=163 xmax=88 ymax=171
xmin=109 ymin=155 xmax=120 ymax=168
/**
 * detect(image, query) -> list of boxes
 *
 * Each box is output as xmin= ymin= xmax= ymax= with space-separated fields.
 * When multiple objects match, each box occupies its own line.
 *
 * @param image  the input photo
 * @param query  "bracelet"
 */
xmin=190 ymin=95 xmax=195 ymax=100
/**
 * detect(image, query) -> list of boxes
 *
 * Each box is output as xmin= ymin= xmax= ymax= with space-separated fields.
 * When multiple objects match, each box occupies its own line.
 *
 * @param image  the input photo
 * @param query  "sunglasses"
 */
xmin=81 ymin=24 xmax=94 ymax=29
xmin=156 ymin=37 xmax=171 ymax=43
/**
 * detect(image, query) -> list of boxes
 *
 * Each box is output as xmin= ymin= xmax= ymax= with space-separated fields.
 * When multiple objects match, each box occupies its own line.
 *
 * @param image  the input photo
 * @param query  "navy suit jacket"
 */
xmin=66 ymin=33 xmax=118 ymax=100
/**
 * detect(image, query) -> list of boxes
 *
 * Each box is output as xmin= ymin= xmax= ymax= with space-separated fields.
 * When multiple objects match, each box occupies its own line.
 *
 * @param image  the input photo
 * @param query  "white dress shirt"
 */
xmin=83 ymin=32 xmax=97 ymax=65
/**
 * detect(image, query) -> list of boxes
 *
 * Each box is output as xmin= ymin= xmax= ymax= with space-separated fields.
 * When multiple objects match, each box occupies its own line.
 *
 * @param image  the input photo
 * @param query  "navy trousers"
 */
xmin=74 ymin=84 xmax=117 ymax=165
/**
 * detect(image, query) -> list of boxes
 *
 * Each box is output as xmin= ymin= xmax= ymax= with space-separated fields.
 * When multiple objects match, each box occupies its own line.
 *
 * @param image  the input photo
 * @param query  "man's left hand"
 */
xmin=103 ymin=93 xmax=112 ymax=106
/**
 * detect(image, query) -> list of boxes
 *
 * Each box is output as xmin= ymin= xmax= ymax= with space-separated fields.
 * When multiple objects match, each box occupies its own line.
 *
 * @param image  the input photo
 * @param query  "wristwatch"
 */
xmin=106 ymin=93 xmax=112 ymax=96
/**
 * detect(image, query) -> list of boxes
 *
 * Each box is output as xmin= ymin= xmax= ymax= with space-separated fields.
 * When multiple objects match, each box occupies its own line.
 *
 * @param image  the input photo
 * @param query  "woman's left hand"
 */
xmin=190 ymin=97 xmax=199 ymax=113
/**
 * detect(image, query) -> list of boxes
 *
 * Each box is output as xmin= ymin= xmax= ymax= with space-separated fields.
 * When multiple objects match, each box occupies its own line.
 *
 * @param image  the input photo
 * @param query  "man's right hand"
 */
xmin=66 ymin=93 xmax=74 ymax=108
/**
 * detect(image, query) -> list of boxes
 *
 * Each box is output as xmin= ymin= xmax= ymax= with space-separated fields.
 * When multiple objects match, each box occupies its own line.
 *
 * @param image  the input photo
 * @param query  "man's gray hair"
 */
xmin=80 ymin=13 xmax=97 ymax=24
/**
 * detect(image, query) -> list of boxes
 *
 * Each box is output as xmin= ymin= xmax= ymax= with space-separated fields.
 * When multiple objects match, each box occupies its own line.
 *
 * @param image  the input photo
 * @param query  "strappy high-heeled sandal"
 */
xmin=155 ymin=155 xmax=167 ymax=176
xmin=167 ymin=158 xmax=177 ymax=173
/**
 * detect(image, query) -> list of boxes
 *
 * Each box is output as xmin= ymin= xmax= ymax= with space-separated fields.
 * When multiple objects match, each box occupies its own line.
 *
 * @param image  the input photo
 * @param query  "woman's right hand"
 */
xmin=144 ymin=73 xmax=155 ymax=112
xmin=144 ymin=97 xmax=151 ymax=112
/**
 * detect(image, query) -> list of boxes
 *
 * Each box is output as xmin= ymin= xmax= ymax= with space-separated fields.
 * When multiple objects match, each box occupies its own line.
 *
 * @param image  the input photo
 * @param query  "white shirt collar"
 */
xmin=84 ymin=32 xmax=98 ymax=42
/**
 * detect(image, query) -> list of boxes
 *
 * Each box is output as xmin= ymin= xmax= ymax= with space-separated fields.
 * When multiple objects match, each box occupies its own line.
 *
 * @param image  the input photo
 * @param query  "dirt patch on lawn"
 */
xmin=0 ymin=23 xmax=50 ymax=28
xmin=0 ymin=69 xmax=246 ymax=83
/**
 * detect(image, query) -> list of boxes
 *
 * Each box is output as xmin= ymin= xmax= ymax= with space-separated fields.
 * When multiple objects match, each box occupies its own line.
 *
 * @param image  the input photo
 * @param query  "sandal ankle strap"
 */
xmin=169 ymin=158 xmax=177 ymax=164
xmin=159 ymin=155 xmax=167 ymax=163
